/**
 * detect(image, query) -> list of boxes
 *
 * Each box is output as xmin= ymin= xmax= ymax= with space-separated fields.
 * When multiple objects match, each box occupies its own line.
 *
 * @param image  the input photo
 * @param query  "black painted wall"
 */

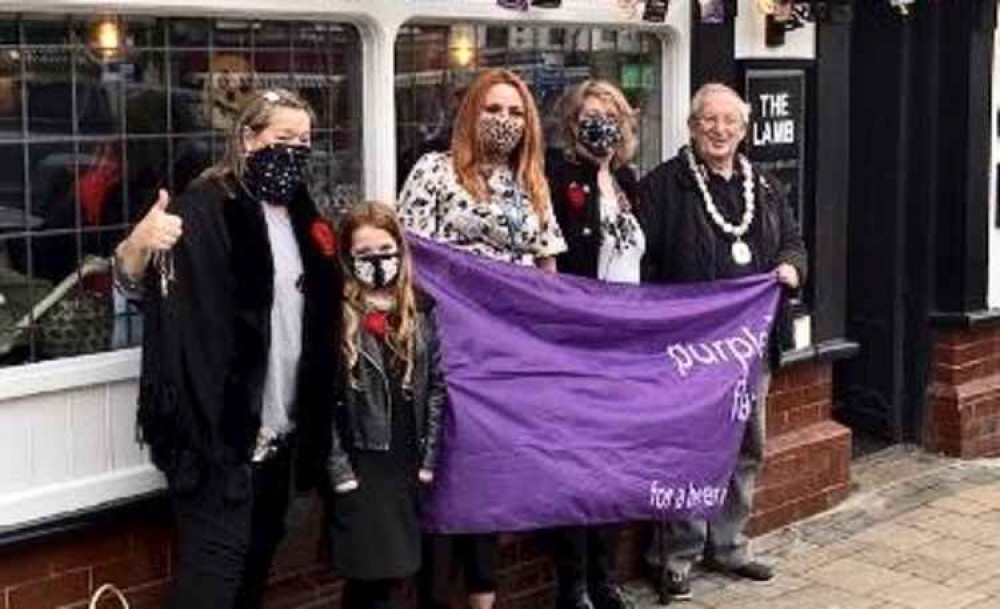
xmin=840 ymin=0 xmax=996 ymax=442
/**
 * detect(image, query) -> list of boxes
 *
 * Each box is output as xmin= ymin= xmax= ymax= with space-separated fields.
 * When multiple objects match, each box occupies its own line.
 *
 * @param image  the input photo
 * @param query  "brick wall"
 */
xmin=926 ymin=325 xmax=1000 ymax=458
xmin=0 ymin=360 xmax=850 ymax=608
xmin=0 ymin=500 xmax=344 ymax=609
xmin=749 ymin=361 xmax=852 ymax=535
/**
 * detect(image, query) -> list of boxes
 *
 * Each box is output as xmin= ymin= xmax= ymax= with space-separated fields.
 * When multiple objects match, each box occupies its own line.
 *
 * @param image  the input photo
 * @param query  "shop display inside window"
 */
xmin=0 ymin=14 xmax=362 ymax=367
xmin=394 ymin=24 xmax=663 ymax=190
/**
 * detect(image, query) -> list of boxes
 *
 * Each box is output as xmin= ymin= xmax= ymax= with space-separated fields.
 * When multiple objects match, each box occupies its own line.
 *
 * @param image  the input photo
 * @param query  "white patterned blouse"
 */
xmin=397 ymin=152 xmax=567 ymax=266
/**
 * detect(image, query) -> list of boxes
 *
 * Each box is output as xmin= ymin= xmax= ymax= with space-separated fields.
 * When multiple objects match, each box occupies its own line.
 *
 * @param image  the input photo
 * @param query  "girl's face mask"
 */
xmin=351 ymin=252 xmax=401 ymax=289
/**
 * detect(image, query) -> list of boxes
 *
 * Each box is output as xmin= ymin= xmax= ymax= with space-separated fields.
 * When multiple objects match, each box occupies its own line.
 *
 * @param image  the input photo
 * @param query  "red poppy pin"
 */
xmin=566 ymin=182 xmax=587 ymax=213
xmin=363 ymin=310 xmax=389 ymax=339
xmin=310 ymin=219 xmax=337 ymax=258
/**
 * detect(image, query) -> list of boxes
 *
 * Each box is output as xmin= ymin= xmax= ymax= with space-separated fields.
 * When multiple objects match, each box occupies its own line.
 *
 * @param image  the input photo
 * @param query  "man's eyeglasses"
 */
xmin=694 ymin=114 xmax=744 ymax=129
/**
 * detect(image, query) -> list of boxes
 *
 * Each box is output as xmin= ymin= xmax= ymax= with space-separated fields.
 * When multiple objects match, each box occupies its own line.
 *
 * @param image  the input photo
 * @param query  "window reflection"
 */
xmin=0 ymin=14 xmax=363 ymax=367
xmin=394 ymin=24 xmax=663 ymax=190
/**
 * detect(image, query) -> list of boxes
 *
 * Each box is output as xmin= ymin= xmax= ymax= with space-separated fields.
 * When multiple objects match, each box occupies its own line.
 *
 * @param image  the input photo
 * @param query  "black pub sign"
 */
xmin=744 ymin=69 xmax=807 ymax=221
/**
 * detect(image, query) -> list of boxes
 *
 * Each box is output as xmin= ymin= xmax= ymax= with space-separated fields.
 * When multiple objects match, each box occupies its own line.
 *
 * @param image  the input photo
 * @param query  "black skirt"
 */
xmin=329 ymin=352 xmax=422 ymax=580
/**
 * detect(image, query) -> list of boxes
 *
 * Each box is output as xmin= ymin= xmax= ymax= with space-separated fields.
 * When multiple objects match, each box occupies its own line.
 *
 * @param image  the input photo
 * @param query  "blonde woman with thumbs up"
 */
xmin=116 ymin=89 xmax=344 ymax=609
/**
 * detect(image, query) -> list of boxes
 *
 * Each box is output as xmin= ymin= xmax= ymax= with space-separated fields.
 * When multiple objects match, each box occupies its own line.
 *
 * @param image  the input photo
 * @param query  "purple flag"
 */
xmin=409 ymin=237 xmax=780 ymax=534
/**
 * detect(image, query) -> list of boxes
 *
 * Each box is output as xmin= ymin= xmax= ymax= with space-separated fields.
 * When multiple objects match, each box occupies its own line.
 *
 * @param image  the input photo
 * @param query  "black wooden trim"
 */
xmin=842 ymin=0 xmax=914 ymax=442
xmin=929 ymin=308 xmax=1000 ymax=330
xmin=690 ymin=0 xmax=737 ymax=92
xmin=780 ymin=337 xmax=860 ymax=368
xmin=934 ymin=1 xmax=995 ymax=313
xmin=961 ymin=11 xmax=994 ymax=310
xmin=898 ymin=2 xmax=944 ymax=447
xmin=0 ymin=491 xmax=168 ymax=549
xmin=812 ymin=17 xmax=851 ymax=342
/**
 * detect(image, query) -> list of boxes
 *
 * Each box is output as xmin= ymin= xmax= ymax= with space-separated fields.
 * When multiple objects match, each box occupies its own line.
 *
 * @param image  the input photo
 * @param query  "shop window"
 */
xmin=394 ymin=24 xmax=663 ymax=189
xmin=0 ymin=14 xmax=362 ymax=368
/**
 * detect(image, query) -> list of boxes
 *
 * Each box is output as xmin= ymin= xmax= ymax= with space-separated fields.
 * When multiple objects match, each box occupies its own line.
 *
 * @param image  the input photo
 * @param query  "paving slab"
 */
xmin=627 ymin=447 xmax=1000 ymax=608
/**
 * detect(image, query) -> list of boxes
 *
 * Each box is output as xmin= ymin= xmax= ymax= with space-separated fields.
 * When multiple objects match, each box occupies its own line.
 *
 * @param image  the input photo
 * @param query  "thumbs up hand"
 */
xmin=115 ymin=190 xmax=183 ymax=281
xmin=131 ymin=189 xmax=183 ymax=252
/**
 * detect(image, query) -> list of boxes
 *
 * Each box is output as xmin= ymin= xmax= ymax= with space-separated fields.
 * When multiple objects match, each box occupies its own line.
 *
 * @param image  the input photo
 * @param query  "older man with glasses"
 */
xmin=637 ymin=83 xmax=807 ymax=604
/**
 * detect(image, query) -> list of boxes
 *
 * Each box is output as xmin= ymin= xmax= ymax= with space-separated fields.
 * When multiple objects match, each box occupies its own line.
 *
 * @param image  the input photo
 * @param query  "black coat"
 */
xmin=327 ymin=304 xmax=446 ymax=486
xmin=136 ymin=175 xmax=342 ymax=500
xmin=546 ymin=149 xmax=640 ymax=279
xmin=637 ymin=151 xmax=808 ymax=361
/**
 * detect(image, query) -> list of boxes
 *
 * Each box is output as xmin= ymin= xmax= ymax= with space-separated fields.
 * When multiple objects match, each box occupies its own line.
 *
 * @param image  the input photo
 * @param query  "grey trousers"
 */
xmin=646 ymin=371 xmax=771 ymax=574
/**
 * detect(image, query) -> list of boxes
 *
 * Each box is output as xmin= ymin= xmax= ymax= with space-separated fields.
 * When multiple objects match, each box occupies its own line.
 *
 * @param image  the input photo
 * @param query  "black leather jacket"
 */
xmin=327 ymin=305 xmax=446 ymax=486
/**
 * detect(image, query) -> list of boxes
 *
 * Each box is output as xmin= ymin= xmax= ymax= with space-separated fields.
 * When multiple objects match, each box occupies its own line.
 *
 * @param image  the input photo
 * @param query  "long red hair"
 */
xmin=450 ymin=69 xmax=552 ymax=224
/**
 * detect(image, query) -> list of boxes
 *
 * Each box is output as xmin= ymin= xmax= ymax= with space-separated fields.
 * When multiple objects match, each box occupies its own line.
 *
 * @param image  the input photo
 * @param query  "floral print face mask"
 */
xmin=351 ymin=252 xmax=401 ymax=289
xmin=577 ymin=114 xmax=623 ymax=159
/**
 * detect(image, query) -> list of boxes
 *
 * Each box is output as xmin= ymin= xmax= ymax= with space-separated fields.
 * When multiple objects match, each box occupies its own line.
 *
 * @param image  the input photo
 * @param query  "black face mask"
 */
xmin=352 ymin=253 xmax=401 ymax=289
xmin=243 ymin=143 xmax=311 ymax=206
xmin=577 ymin=115 xmax=623 ymax=159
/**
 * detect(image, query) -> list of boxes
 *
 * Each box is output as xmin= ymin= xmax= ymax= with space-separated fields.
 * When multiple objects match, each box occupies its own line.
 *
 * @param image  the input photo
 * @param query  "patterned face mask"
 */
xmin=352 ymin=252 xmax=401 ymax=289
xmin=243 ymin=144 xmax=312 ymax=206
xmin=577 ymin=115 xmax=623 ymax=159
xmin=477 ymin=114 xmax=525 ymax=158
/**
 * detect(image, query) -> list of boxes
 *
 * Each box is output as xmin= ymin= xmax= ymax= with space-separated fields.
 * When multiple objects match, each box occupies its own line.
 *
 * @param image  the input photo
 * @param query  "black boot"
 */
xmin=557 ymin=583 xmax=595 ymax=609
xmin=589 ymin=583 xmax=635 ymax=609
xmin=703 ymin=559 xmax=774 ymax=582
xmin=657 ymin=568 xmax=691 ymax=605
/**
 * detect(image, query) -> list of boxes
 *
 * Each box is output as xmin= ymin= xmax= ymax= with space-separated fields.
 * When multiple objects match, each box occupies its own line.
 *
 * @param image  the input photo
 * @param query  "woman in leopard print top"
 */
xmin=398 ymin=69 xmax=567 ymax=270
xmin=397 ymin=69 xmax=565 ymax=609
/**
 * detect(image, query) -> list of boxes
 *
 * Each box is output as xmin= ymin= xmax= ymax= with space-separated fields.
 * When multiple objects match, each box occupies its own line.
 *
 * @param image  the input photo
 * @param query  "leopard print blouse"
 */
xmin=397 ymin=152 xmax=567 ymax=266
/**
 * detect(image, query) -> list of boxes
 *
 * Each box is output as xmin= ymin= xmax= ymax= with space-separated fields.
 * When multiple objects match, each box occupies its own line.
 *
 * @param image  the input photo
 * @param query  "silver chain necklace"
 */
xmin=685 ymin=147 xmax=756 ymax=266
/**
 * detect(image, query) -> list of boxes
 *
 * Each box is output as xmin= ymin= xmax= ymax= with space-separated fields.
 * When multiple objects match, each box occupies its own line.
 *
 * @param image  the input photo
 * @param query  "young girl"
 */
xmin=326 ymin=201 xmax=446 ymax=609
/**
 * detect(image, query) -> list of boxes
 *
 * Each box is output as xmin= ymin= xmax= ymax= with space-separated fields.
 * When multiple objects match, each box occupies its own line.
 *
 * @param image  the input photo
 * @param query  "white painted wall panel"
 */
xmin=108 ymin=381 xmax=145 ymax=469
xmin=0 ymin=371 xmax=159 ymax=528
xmin=0 ymin=401 xmax=32 ymax=495
xmin=0 ymin=354 xmax=153 ymax=527
xmin=69 ymin=386 xmax=110 ymax=478
xmin=29 ymin=393 xmax=70 ymax=486
xmin=0 ymin=466 xmax=165 ymax=528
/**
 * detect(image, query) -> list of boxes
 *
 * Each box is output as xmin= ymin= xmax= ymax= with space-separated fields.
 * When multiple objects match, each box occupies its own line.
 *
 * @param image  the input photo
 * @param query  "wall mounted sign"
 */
xmin=745 ymin=68 xmax=807 ymax=221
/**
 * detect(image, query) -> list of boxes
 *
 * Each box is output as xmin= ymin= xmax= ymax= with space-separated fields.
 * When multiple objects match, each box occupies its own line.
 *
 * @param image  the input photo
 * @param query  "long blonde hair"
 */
xmin=202 ymin=88 xmax=316 ymax=190
xmin=559 ymin=79 xmax=638 ymax=169
xmin=339 ymin=202 xmax=420 ymax=387
xmin=451 ymin=69 xmax=552 ymax=224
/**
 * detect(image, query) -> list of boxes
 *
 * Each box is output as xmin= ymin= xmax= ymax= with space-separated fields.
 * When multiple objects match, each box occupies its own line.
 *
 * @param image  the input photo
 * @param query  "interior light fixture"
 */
xmin=89 ymin=17 xmax=125 ymax=62
xmin=449 ymin=26 xmax=476 ymax=69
